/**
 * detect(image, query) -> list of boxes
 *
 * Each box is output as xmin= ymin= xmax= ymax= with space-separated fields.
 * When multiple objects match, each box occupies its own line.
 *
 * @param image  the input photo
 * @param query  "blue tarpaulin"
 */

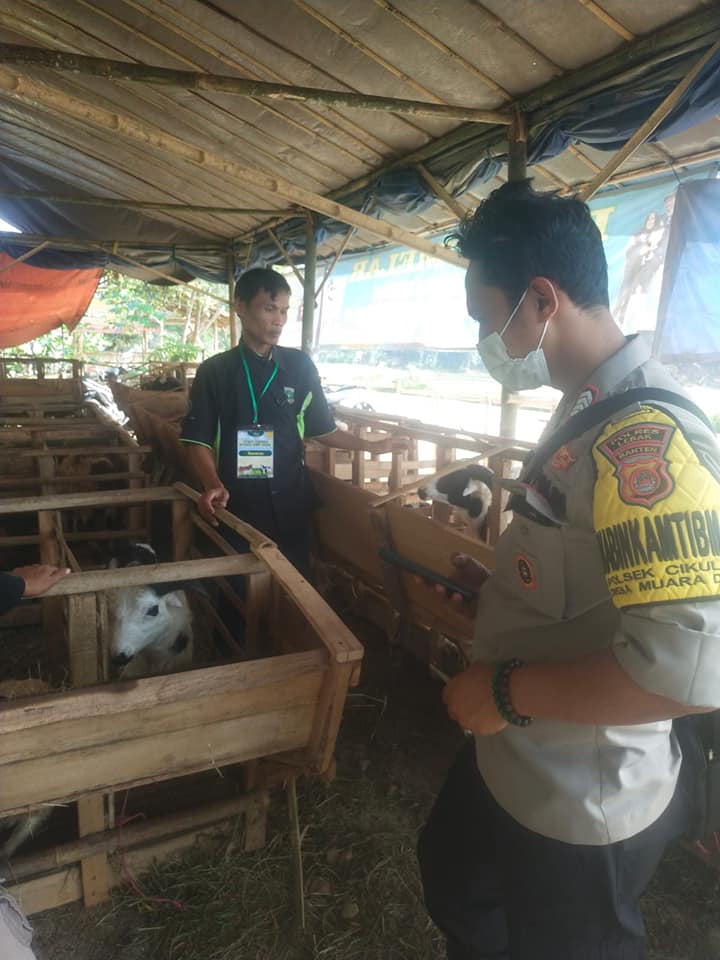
xmin=654 ymin=179 xmax=720 ymax=359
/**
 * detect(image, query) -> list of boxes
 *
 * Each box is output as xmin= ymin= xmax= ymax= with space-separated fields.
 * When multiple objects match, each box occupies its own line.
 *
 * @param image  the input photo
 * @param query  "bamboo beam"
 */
xmin=578 ymin=40 xmax=720 ymax=201
xmin=371 ymin=0 xmax=511 ymax=99
xmin=577 ymin=0 xmax=635 ymax=41
xmin=212 ymin=9 xmax=417 ymax=151
xmin=0 ymin=241 xmax=49 ymax=273
xmin=560 ymin=147 xmax=720 ymax=196
xmin=0 ymin=189 xmax=287 ymax=217
xmin=227 ymin=251 xmax=238 ymax=347
xmin=508 ymin=109 xmax=527 ymax=182
xmin=2 ymin=68 xmax=470 ymax=268
xmin=416 ymin=164 xmax=467 ymax=220
xmin=315 ymin=226 xmax=355 ymax=301
xmin=0 ymin=44 xmax=510 ymax=125
xmin=77 ymin=0 xmax=419 ymax=157
xmin=567 ymin=144 xmax=603 ymax=174
xmin=267 ymin=229 xmax=305 ymax=286
xmin=302 ymin=213 xmax=317 ymax=355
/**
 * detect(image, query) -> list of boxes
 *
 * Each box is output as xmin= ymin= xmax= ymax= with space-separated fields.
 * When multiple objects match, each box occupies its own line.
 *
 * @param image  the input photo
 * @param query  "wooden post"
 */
xmin=351 ymin=425 xmax=367 ymax=487
xmin=38 ymin=507 xmax=65 ymax=674
xmin=302 ymin=213 xmax=316 ymax=356
xmin=500 ymin=108 xmax=528 ymax=441
xmin=431 ymin=445 xmax=455 ymax=524
xmin=507 ymin=107 xmax=527 ymax=183
xmin=287 ymin=776 xmax=306 ymax=930
xmin=227 ymin=252 xmax=238 ymax=348
xmin=67 ymin=593 xmax=110 ymax=907
xmin=388 ymin=443 xmax=405 ymax=495
xmin=171 ymin=497 xmax=192 ymax=561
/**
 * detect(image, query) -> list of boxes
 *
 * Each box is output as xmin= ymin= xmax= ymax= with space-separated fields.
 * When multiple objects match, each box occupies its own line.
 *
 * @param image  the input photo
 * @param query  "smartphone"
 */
xmin=378 ymin=545 xmax=477 ymax=603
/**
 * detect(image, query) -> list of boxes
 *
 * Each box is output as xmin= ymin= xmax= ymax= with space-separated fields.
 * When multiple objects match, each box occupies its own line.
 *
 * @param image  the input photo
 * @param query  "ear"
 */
xmin=529 ymin=277 xmax=560 ymax=322
xmin=164 ymin=591 xmax=184 ymax=608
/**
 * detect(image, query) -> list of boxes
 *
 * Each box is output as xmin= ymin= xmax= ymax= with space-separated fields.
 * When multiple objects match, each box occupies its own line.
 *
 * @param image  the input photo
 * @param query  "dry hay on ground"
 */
xmin=112 ymin=774 xmax=443 ymax=960
xmin=29 ymin=627 xmax=720 ymax=960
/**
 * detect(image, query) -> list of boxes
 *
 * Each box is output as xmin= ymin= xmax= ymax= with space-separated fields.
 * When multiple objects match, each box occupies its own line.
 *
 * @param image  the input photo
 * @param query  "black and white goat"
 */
xmin=417 ymin=464 xmax=494 ymax=539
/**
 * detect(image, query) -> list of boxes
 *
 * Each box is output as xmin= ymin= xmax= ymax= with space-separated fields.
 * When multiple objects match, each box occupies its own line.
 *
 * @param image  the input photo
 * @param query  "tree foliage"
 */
xmin=4 ymin=271 xmax=231 ymax=365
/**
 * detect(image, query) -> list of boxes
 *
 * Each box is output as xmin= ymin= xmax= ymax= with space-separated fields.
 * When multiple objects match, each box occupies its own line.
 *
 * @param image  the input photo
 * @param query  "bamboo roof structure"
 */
xmin=0 ymin=1 xmax=718 ymax=272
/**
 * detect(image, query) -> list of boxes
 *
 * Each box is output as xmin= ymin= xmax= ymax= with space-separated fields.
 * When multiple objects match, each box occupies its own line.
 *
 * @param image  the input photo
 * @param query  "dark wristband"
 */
xmin=492 ymin=658 xmax=533 ymax=727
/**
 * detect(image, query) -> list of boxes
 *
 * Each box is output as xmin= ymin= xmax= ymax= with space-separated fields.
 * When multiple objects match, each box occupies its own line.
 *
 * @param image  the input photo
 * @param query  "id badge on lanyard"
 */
xmin=237 ymin=346 xmax=278 ymax=480
xmin=237 ymin=425 xmax=274 ymax=478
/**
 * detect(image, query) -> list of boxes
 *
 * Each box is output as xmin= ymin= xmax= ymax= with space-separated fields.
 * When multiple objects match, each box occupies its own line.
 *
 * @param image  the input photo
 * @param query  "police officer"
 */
xmin=418 ymin=182 xmax=720 ymax=959
xmin=181 ymin=267 xmax=400 ymax=574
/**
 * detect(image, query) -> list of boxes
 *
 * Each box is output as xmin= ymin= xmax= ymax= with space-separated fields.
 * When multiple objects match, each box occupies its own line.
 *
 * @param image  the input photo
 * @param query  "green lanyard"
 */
xmin=239 ymin=345 xmax=278 ymax=425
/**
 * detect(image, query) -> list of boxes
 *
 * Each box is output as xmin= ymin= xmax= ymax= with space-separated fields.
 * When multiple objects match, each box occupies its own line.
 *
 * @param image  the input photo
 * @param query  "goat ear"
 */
xmin=467 ymin=464 xmax=495 ymax=486
xmin=164 ymin=591 xmax=184 ymax=608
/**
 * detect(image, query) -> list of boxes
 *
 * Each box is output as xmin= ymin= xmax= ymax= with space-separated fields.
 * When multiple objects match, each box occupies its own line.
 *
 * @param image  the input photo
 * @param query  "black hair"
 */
xmin=235 ymin=267 xmax=291 ymax=304
xmin=449 ymin=180 xmax=609 ymax=309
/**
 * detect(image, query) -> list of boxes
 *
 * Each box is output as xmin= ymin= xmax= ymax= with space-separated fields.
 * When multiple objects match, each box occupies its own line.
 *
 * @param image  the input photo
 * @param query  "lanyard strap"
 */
xmin=239 ymin=346 xmax=278 ymax=424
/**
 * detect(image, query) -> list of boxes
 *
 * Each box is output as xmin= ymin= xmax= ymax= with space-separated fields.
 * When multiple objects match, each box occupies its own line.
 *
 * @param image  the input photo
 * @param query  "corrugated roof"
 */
xmin=0 ymin=0 xmax=718 ymax=267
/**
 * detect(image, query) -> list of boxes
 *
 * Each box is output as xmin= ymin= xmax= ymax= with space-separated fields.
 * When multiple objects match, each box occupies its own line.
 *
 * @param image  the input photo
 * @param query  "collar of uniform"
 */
xmin=566 ymin=334 xmax=651 ymax=417
xmin=236 ymin=341 xmax=287 ymax=370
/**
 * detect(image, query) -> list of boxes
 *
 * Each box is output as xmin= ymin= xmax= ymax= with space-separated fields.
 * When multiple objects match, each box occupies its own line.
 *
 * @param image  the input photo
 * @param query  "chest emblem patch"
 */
xmin=283 ymin=386 xmax=295 ymax=404
xmin=550 ymin=444 xmax=576 ymax=472
xmin=596 ymin=421 xmax=675 ymax=508
xmin=516 ymin=553 xmax=537 ymax=590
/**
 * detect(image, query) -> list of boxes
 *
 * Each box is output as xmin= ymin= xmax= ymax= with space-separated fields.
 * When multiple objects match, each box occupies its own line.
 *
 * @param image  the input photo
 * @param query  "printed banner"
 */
xmin=282 ymin=166 xmax=718 ymax=357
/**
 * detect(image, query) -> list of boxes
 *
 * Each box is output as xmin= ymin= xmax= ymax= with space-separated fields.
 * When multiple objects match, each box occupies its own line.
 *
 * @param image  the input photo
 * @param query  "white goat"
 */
xmin=0 ymin=544 xmax=194 ymax=862
xmin=107 ymin=542 xmax=194 ymax=679
xmin=108 ymin=584 xmax=193 ymax=679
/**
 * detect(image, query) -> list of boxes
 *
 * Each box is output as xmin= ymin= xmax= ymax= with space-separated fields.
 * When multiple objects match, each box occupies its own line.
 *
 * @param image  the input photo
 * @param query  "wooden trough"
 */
xmin=0 ymin=483 xmax=363 ymax=915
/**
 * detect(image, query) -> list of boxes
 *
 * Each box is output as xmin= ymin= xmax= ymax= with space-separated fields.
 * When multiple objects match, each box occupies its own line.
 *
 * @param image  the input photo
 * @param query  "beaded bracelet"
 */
xmin=492 ymin=658 xmax=533 ymax=727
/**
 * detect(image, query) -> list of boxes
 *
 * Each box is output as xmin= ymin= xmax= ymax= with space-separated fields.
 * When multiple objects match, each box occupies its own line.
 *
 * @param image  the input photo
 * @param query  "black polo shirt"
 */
xmin=180 ymin=343 xmax=335 ymax=540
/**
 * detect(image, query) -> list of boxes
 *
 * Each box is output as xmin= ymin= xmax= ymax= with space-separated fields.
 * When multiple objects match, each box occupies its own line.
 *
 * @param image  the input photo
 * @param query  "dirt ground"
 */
xmin=28 ymin=616 xmax=720 ymax=960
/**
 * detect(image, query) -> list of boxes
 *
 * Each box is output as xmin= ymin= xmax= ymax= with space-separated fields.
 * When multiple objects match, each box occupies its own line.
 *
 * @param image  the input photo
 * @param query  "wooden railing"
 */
xmin=306 ymin=404 xmax=535 ymax=544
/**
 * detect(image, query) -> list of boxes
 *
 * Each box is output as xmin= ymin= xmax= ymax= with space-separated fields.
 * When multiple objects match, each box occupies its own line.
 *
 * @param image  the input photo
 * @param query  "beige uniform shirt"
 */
xmin=474 ymin=335 xmax=720 ymax=844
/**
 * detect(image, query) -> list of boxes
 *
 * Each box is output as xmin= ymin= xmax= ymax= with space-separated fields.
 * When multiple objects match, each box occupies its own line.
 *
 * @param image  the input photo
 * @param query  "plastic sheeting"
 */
xmin=654 ymin=179 xmax=720 ymax=359
xmin=1 ymin=39 xmax=719 ymax=279
xmin=0 ymin=252 xmax=101 ymax=347
xmin=0 ymin=240 xmax=228 ymax=285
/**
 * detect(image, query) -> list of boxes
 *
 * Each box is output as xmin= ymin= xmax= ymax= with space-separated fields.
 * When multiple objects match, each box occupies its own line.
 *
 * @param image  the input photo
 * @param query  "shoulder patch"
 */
xmin=596 ymin=420 xmax=675 ymax=508
xmin=593 ymin=406 xmax=720 ymax=608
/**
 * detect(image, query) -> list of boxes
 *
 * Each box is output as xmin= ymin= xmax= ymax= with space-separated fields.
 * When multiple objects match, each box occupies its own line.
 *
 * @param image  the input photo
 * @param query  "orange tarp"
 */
xmin=0 ymin=252 xmax=102 ymax=347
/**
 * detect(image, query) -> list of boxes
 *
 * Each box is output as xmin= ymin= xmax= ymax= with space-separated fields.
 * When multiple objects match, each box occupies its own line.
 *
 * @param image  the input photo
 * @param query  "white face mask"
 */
xmin=476 ymin=289 xmax=551 ymax=391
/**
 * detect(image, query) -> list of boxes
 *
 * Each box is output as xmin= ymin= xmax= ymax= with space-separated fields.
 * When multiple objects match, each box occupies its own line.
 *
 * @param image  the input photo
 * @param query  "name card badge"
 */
xmin=237 ymin=426 xmax=274 ymax=478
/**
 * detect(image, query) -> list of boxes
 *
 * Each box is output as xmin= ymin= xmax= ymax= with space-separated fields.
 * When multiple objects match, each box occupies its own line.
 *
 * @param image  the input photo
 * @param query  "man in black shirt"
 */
xmin=181 ymin=267 xmax=402 ymax=574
